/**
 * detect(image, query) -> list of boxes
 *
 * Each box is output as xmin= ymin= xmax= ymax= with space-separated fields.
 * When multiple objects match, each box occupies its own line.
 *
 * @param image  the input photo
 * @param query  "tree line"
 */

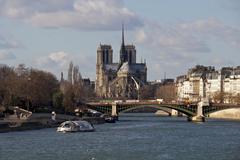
xmin=0 ymin=62 xmax=161 ymax=114
xmin=0 ymin=63 xmax=95 ymax=113
xmin=212 ymin=91 xmax=240 ymax=104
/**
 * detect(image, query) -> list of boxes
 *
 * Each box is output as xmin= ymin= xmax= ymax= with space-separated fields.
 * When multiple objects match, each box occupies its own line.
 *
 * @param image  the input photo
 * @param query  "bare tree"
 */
xmin=234 ymin=94 xmax=240 ymax=104
xmin=0 ymin=64 xmax=60 ymax=111
xmin=63 ymin=83 xmax=75 ymax=112
xmin=139 ymin=85 xmax=156 ymax=100
xmin=213 ymin=91 xmax=224 ymax=103
xmin=156 ymin=83 xmax=177 ymax=102
xmin=68 ymin=61 xmax=74 ymax=84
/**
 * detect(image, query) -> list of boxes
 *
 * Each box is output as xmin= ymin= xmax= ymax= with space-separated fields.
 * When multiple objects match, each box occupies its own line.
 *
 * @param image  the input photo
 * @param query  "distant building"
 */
xmin=95 ymin=25 xmax=147 ymax=99
xmin=176 ymin=65 xmax=240 ymax=103
xmin=205 ymin=71 xmax=221 ymax=100
xmin=176 ymin=65 xmax=216 ymax=102
xmin=222 ymin=67 xmax=240 ymax=103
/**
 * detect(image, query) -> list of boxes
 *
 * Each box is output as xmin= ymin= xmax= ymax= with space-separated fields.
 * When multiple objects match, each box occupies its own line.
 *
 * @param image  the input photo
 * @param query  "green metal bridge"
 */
xmin=87 ymin=100 xmax=240 ymax=122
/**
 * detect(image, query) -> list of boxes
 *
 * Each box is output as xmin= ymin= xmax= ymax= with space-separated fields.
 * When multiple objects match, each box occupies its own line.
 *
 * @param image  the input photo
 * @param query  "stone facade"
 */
xmin=95 ymin=26 xmax=147 ymax=99
xmin=176 ymin=65 xmax=217 ymax=102
xmin=176 ymin=65 xmax=240 ymax=103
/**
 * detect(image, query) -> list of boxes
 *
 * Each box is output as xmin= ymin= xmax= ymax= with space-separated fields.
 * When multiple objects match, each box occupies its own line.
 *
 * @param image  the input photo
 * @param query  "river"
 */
xmin=0 ymin=113 xmax=240 ymax=160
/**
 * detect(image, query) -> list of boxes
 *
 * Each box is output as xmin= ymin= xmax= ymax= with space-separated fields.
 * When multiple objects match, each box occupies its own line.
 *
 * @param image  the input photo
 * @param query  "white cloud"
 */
xmin=135 ymin=29 xmax=146 ymax=44
xmin=49 ymin=51 xmax=69 ymax=66
xmin=36 ymin=51 xmax=70 ymax=68
xmin=0 ymin=50 xmax=16 ymax=60
xmin=178 ymin=18 xmax=240 ymax=47
xmin=136 ymin=18 xmax=240 ymax=60
xmin=135 ymin=18 xmax=240 ymax=79
xmin=35 ymin=51 xmax=72 ymax=78
xmin=35 ymin=51 xmax=96 ymax=79
xmin=0 ymin=0 xmax=143 ymax=30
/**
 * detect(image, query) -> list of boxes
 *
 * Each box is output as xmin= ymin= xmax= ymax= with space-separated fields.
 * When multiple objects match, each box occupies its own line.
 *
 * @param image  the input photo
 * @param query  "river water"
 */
xmin=0 ymin=113 xmax=240 ymax=160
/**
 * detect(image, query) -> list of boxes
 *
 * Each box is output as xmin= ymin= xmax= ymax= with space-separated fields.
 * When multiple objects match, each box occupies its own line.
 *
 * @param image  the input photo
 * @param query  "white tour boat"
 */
xmin=57 ymin=120 xmax=95 ymax=133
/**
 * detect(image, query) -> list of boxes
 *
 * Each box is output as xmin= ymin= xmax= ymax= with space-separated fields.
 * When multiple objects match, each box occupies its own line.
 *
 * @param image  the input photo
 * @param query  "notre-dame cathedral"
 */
xmin=95 ymin=25 xmax=147 ymax=99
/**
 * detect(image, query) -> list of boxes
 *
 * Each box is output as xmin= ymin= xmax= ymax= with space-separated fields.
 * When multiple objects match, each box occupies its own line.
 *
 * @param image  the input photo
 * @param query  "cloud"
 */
xmin=36 ymin=51 xmax=70 ymax=68
xmin=135 ymin=22 xmax=209 ymax=69
xmin=136 ymin=18 xmax=240 ymax=60
xmin=0 ymin=51 xmax=16 ymax=60
xmin=178 ymin=18 xmax=240 ymax=47
xmin=135 ymin=18 xmax=240 ymax=79
xmin=35 ymin=51 xmax=96 ymax=79
xmin=0 ymin=34 xmax=22 ymax=49
xmin=35 ymin=51 xmax=72 ymax=78
xmin=0 ymin=0 xmax=143 ymax=30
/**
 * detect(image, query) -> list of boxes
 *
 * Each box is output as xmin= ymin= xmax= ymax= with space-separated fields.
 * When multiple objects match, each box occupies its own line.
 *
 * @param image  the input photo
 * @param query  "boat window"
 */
xmin=63 ymin=124 xmax=71 ymax=128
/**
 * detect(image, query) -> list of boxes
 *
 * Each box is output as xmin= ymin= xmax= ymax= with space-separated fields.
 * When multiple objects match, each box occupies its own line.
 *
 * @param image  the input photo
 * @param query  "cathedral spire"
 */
xmin=122 ymin=23 xmax=125 ymax=46
xmin=120 ymin=23 xmax=127 ymax=64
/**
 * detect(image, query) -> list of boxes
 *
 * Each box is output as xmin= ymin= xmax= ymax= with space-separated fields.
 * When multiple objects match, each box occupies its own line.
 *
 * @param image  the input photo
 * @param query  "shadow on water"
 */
xmin=118 ymin=115 xmax=189 ymax=123
xmin=119 ymin=118 xmax=187 ymax=122
xmin=206 ymin=118 xmax=240 ymax=123
xmin=119 ymin=113 xmax=170 ymax=117
xmin=119 ymin=113 xmax=240 ymax=124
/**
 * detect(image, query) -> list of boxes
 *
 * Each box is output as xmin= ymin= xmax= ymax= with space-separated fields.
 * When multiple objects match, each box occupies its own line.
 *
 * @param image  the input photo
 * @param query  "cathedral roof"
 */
xmin=118 ymin=62 xmax=132 ymax=74
xmin=130 ymin=63 xmax=146 ymax=72
xmin=117 ymin=62 xmax=146 ymax=74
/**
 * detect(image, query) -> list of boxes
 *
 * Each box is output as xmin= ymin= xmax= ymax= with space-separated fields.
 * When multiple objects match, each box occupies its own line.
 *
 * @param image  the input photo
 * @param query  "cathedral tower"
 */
xmin=96 ymin=44 xmax=113 ymax=97
xmin=97 ymin=44 xmax=113 ymax=65
xmin=119 ymin=24 xmax=136 ymax=64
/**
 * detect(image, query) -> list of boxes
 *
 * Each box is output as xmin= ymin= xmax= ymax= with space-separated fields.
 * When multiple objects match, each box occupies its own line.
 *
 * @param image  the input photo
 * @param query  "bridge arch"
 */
xmin=119 ymin=105 xmax=172 ymax=115
xmin=118 ymin=104 xmax=196 ymax=117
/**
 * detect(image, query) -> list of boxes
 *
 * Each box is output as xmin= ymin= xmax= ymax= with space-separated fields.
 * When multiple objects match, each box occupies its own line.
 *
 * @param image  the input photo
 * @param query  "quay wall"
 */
xmin=155 ymin=110 xmax=170 ymax=116
xmin=209 ymin=108 xmax=240 ymax=120
xmin=0 ymin=113 xmax=105 ymax=133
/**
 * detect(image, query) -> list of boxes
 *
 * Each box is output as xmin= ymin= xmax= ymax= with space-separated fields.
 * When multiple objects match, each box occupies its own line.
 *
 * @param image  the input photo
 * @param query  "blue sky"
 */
xmin=0 ymin=0 xmax=239 ymax=81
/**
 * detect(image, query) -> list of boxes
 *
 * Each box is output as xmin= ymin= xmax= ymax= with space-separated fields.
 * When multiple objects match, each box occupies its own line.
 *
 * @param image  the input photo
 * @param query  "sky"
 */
xmin=0 ymin=0 xmax=239 ymax=81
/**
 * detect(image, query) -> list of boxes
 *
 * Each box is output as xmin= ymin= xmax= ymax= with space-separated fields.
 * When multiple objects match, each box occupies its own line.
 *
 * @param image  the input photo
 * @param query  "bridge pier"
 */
xmin=111 ymin=102 xmax=119 ymax=120
xmin=171 ymin=109 xmax=178 ymax=116
xmin=187 ymin=116 xmax=205 ymax=122
xmin=188 ymin=99 xmax=208 ymax=122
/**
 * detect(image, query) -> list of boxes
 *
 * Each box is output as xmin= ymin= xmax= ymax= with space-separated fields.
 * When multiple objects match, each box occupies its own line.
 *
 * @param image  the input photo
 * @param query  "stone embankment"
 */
xmin=155 ymin=108 xmax=240 ymax=120
xmin=208 ymin=108 xmax=240 ymax=120
xmin=155 ymin=110 xmax=170 ymax=116
xmin=0 ymin=113 xmax=105 ymax=133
